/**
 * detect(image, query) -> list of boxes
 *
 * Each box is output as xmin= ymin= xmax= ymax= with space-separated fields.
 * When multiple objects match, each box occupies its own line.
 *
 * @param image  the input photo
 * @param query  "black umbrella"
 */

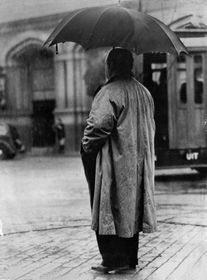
xmin=45 ymin=5 xmax=188 ymax=56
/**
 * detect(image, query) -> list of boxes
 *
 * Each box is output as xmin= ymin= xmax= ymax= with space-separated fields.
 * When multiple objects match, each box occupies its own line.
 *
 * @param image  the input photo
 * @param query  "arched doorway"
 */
xmin=6 ymin=43 xmax=55 ymax=148
xmin=29 ymin=47 xmax=55 ymax=147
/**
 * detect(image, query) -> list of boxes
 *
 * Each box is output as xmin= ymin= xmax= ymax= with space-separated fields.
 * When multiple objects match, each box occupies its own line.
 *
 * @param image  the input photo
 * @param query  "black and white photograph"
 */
xmin=0 ymin=0 xmax=207 ymax=279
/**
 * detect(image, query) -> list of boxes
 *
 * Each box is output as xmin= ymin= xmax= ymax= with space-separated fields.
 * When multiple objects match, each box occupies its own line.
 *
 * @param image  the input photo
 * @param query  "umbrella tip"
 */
xmin=56 ymin=44 xmax=59 ymax=55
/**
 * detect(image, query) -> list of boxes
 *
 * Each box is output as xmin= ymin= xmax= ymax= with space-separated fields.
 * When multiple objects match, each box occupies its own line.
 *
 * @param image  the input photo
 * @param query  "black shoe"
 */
xmin=91 ymin=264 xmax=130 ymax=274
xmin=128 ymin=264 xmax=136 ymax=270
xmin=91 ymin=264 xmax=111 ymax=273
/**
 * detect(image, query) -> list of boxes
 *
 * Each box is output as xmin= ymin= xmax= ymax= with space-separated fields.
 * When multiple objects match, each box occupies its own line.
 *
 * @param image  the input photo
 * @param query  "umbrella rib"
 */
xmin=115 ymin=8 xmax=153 ymax=53
xmin=148 ymin=15 xmax=188 ymax=55
xmin=85 ymin=6 xmax=120 ymax=49
xmin=46 ymin=7 xmax=101 ymax=46
xmin=45 ymin=10 xmax=82 ymax=45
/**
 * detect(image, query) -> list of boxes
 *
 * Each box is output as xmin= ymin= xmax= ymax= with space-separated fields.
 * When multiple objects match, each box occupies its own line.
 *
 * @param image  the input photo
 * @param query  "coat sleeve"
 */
xmin=82 ymin=90 xmax=119 ymax=153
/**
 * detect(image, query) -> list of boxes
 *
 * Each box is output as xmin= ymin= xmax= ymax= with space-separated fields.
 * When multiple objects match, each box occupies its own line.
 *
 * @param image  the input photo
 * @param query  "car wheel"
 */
xmin=0 ymin=145 xmax=9 ymax=160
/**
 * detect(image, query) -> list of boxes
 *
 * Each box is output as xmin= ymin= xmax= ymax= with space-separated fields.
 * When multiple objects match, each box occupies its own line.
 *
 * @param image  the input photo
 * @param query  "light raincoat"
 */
xmin=82 ymin=76 xmax=157 ymax=238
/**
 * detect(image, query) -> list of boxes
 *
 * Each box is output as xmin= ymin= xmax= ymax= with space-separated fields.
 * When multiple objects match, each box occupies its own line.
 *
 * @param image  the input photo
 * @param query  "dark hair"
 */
xmin=106 ymin=48 xmax=133 ymax=76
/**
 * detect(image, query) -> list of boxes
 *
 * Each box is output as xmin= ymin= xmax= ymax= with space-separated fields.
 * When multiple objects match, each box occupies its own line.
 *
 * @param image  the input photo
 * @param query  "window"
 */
xmin=177 ymin=55 xmax=187 ymax=104
xmin=193 ymin=55 xmax=203 ymax=104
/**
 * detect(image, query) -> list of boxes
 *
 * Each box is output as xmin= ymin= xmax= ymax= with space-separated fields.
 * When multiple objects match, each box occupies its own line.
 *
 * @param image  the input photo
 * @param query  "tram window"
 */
xmin=177 ymin=55 xmax=187 ymax=104
xmin=193 ymin=55 xmax=203 ymax=104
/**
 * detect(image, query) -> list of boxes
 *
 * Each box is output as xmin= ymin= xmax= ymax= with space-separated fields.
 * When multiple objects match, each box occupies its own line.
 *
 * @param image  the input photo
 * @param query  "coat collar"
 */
xmin=106 ymin=73 xmax=134 ymax=85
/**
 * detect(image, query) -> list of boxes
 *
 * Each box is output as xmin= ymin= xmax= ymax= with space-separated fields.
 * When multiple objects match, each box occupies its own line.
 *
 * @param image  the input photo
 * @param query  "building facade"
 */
xmin=0 ymin=12 xmax=92 ymax=153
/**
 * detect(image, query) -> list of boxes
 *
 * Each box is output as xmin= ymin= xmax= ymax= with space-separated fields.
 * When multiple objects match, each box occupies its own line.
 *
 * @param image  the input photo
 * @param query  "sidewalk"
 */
xmin=0 ymin=156 xmax=207 ymax=280
xmin=1 ymin=221 xmax=207 ymax=280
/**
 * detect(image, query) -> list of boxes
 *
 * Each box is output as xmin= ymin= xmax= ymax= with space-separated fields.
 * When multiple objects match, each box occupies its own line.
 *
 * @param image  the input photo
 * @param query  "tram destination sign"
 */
xmin=186 ymin=152 xmax=199 ymax=161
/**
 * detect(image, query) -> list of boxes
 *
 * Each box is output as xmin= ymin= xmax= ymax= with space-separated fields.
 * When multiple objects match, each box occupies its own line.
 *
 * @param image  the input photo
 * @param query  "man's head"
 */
xmin=105 ymin=48 xmax=134 ymax=79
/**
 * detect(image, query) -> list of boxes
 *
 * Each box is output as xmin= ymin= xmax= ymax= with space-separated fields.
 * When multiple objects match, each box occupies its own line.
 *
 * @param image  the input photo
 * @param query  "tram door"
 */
xmin=143 ymin=54 xmax=169 ymax=149
xmin=168 ymin=52 xmax=207 ymax=149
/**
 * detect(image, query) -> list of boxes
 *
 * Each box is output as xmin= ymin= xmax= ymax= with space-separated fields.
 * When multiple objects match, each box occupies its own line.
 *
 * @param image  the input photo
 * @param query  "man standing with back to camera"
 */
xmin=81 ymin=48 xmax=157 ymax=273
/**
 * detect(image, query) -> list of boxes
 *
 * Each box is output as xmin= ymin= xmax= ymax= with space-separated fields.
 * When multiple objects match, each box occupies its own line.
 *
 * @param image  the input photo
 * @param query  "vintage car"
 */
xmin=0 ymin=122 xmax=25 ymax=159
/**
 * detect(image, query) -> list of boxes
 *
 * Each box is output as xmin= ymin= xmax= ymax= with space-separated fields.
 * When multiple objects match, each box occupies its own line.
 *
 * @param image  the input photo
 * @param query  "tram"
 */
xmin=143 ymin=34 xmax=207 ymax=172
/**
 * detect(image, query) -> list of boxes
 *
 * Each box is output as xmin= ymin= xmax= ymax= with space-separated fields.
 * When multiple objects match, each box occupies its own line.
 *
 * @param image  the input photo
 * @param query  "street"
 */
xmin=0 ymin=156 xmax=207 ymax=280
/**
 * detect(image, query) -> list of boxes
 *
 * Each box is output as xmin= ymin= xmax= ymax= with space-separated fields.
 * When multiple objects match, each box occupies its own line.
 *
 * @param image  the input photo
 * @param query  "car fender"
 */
xmin=0 ymin=139 xmax=16 ymax=154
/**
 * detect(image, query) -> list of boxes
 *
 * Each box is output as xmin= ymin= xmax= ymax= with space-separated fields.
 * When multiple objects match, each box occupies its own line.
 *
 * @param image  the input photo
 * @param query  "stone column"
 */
xmin=54 ymin=59 xmax=66 ymax=110
xmin=65 ymin=57 xmax=75 ymax=110
xmin=53 ymin=47 xmax=92 ymax=154
xmin=54 ymin=51 xmax=77 ymax=153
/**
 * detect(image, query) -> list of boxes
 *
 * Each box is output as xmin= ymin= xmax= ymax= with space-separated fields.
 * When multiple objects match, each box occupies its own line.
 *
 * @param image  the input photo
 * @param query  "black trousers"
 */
xmin=81 ymin=147 xmax=140 ymax=267
xmin=96 ymin=232 xmax=139 ymax=267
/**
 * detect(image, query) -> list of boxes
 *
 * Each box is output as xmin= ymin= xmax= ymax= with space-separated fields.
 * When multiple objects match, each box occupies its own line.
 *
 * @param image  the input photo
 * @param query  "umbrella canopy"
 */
xmin=45 ymin=5 xmax=188 ymax=56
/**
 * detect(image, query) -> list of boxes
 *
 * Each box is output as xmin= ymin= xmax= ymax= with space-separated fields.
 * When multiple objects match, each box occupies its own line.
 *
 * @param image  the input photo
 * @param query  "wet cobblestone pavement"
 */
xmin=0 ymin=156 xmax=207 ymax=279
